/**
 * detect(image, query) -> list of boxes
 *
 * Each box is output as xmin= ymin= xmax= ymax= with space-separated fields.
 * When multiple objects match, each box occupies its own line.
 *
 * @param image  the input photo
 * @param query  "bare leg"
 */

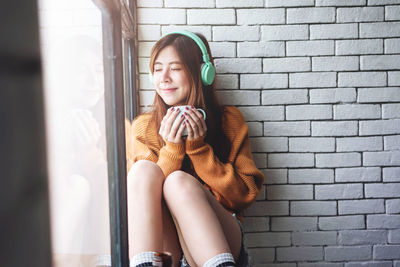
xmin=163 ymin=171 xmax=242 ymax=267
xmin=127 ymin=160 xmax=181 ymax=266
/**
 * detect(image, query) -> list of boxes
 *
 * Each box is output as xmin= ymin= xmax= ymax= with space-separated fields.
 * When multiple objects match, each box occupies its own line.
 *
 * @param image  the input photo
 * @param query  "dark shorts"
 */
xmin=180 ymin=214 xmax=250 ymax=267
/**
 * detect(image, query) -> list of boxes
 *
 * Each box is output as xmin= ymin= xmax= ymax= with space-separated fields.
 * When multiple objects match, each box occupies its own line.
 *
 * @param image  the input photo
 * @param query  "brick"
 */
xmin=289 ymin=137 xmax=335 ymax=152
xmin=389 ymin=72 xmax=400 ymax=86
xmin=389 ymin=229 xmax=400 ymax=243
xmin=214 ymin=58 xmax=261 ymax=73
xmin=238 ymin=42 xmax=285 ymax=58
xmin=287 ymin=105 xmax=333 ymax=120
xmin=317 ymin=0 xmax=366 ymax=5
xmin=216 ymin=90 xmax=259 ymax=105
xmin=139 ymin=90 xmax=155 ymax=106
xmin=337 ymin=136 xmax=382 ymax=152
xmin=316 ymin=153 xmax=361 ymax=168
xmin=364 ymin=151 xmax=400 ymax=166
xmin=268 ymin=153 xmax=315 ymax=168
xmin=215 ymin=74 xmax=238 ymax=89
xmin=312 ymin=121 xmax=358 ymax=136
xmin=338 ymin=72 xmax=387 ymax=87
xmin=213 ymin=26 xmax=259 ymax=41
xmin=316 ymin=184 xmax=363 ymax=199
xmin=247 ymin=248 xmax=275 ymax=263
xmin=336 ymin=39 xmax=384 ymax=55
xmin=263 ymin=57 xmax=310 ymax=72
xmin=287 ymin=40 xmax=334 ymax=56
xmin=138 ymin=58 xmax=150 ymax=73
xmin=267 ymin=185 xmax=313 ymax=200
xmin=256 ymin=264 xmax=296 ymax=267
xmin=161 ymin=26 xmax=212 ymax=40
xmin=209 ymin=42 xmax=235 ymax=58
xmin=386 ymin=5 xmax=400 ymax=20
xmin=262 ymin=25 xmax=309 ymax=41
xmin=300 ymin=264 xmax=343 ymax=267
xmin=290 ymin=72 xmax=336 ymax=88
xmin=138 ymin=42 xmax=155 ymax=57
xmin=337 ymin=7 xmax=384 ymax=22
xmin=137 ymin=8 xmax=186 ymax=24
xmin=311 ymin=24 xmax=358 ymax=39
xmin=339 ymin=230 xmax=386 ymax=245
xmin=385 ymin=135 xmax=400 ymax=149
xmin=165 ymin=0 xmax=214 ymax=8
xmin=138 ymin=25 xmax=161 ymax=41
xmin=237 ymin=9 xmax=285 ymax=25
xmin=287 ymin=8 xmax=335 ymax=24
xmin=293 ymin=231 xmax=337 ymax=246
xmin=368 ymin=0 xmax=400 ymax=5
xmin=359 ymin=87 xmax=400 ymax=103
xmin=387 ymin=199 xmax=400 ymax=214
xmin=336 ymin=167 xmax=381 ymax=182
xmin=319 ymin=215 xmax=365 ymax=230
xmin=247 ymin=122 xmax=263 ymax=137
xmin=216 ymin=0 xmax=264 ymax=7
xmin=368 ymin=215 xmax=400 ymax=229
xmin=240 ymin=74 xmax=288 ymax=89
xmin=266 ymin=0 xmax=314 ymax=7
xmin=385 ymin=38 xmax=400 ymax=54
xmin=238 ymin=106 xmax=284 ymax=121
xmin=272 ymin=217 xmax=318 ymax=231
xmin=188 ymin=9 xmax=235 ymax=25
xmin=383 ymin=167 xmax=400 ymax=182
xmin=139 ymin=73 xmax=154 ymax=89
xmin=361 ymin=55 xmax=400 ymax=70
xmin=360 ymin=119 xmax=400 ymax=135
xmin=252 ymin=153 xmax=267 ymax=168
xmin=245 ymin=232 xmax=290 ymax=247
xmin=262 ymin=169 xmax=288 ymax=184
xmin=264 ymin=121 xmax=311 ymax=137
xmin=289 ymin=169 xmax=334 ymax=184
xmin=365 ymin=183 xmax=400 ymax=198
xmin=250 ymin=137 xmax=288 ymax=152
xmin=325 ymin=246 xmax=372 ymax=261
xmin=360 ymin=22 xmax=400 ymax=38
xmin=374 ymin=245 xmax=400 ymax=260
xmin=339 ymin=200 xmax=384 ymax=215
xmin=291 ymin=201 xmax=337 ymax=216
xmin=312 ymin=56 xmax=358 ymax=72
xmin=137 ymin=0 xmax=163 ymax=7
xmin=383 ymin=104 xmax=400 ymax=119
xmin=262 ymin=90 xmax=308 ymax=105
xmin=244 ymin=201 xmax=289 ymax=216
xmin=310 ymin=88 xmax=357 ymax=104
xmin=277 ymin=247 xmax=323 ymax=261
xmin=346 ymin=262 xmax=393 ymax=267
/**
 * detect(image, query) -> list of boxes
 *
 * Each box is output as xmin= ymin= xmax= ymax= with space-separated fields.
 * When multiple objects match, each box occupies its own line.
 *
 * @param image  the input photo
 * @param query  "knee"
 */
xmin=163 ymin=171 xmax=204 ymax=204
xmin=127 ymin=160 xmax=164 ymax=196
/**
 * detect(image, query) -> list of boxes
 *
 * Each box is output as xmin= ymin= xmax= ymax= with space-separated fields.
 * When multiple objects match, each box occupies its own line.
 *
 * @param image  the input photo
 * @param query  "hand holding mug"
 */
xmin=159 ymin=107 xmax=186 ymax=144
xmin=180 ymin=106 xmax=207 ymax=140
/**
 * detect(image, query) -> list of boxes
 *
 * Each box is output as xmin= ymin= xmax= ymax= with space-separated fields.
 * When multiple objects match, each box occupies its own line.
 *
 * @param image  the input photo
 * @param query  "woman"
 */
xmin=127 ymin=31 xmax=264 ymax=267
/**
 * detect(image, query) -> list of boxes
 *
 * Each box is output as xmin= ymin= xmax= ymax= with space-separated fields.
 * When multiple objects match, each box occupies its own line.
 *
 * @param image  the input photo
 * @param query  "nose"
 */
xmin=160 ymin=68 xmax=171 ymax=83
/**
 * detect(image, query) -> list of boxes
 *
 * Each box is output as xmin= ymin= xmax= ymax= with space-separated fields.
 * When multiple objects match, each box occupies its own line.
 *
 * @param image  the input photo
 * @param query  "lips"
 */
xmin=161 ymin=88 xmax=177 ymax=93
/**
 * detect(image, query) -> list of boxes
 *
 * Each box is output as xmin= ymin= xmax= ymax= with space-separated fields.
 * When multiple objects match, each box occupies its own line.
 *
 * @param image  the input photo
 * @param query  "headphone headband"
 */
xmin=165 ymin=30 xmax=211 ymax=63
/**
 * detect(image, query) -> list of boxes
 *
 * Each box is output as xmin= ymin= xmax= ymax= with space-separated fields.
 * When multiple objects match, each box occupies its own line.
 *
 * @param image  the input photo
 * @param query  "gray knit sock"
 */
xmin=203 ymin=253 xmax=235 ymax=267
xmin=130 ymin=251 xmax=156 ymax=267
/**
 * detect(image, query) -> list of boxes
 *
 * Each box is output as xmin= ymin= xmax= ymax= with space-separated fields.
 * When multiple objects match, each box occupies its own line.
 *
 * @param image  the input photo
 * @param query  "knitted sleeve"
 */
xmin=185 ymin=107 xmax=264 ymax=212
xmin=128 ymin=114 xmax=185 ymax=177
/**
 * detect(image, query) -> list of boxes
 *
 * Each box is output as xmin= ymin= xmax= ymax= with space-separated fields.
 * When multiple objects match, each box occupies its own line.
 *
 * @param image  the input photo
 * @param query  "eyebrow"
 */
xmin=154 ymin=61 xmax=182 ymax=65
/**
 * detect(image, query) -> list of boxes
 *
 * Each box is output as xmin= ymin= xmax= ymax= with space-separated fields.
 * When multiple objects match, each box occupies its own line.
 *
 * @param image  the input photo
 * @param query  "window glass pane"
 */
xmin=38 ymin=0 xmax=111 ymax=266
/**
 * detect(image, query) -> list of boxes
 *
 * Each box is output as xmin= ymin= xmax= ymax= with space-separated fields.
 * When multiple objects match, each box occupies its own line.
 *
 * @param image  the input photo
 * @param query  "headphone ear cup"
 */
xmin=201 ymin=62 xmax=216 ymax=86
xmin=148 ymin=70 xmax=154 ymax=84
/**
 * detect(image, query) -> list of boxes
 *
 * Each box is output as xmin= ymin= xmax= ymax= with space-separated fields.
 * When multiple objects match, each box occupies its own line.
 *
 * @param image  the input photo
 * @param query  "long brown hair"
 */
xmin=148 ymin=32 xmax=231 ymax=163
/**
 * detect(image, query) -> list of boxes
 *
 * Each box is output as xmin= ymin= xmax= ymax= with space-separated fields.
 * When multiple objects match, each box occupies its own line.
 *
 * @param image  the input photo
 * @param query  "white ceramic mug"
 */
xmin=172 ymin=105 xmax=206 ymax=136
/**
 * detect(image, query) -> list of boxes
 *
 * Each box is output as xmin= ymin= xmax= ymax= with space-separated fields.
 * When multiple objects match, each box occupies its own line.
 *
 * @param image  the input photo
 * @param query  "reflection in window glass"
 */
xmin=38 ymin=0 xmax=111 ymax=266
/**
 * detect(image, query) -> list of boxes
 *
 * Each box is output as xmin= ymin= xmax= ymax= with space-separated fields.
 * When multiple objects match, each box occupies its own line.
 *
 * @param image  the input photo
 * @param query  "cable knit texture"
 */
xmin=127 ymin=106 xmax=264 ymax=213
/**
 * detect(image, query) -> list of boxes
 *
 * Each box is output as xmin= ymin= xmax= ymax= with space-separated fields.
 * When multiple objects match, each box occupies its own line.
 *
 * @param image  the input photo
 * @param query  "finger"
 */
xmin=176 ymin=120 xmax=186 ymax=137
xmin=186 ymin=119 xmax=195 ymax=140
xmin=190 ymin=107 xmax=207 ymax=130
xmin=170 ymin=113 xmax=185 ymax=136
xmin=164 ymin=108 xmax=180 ymax=134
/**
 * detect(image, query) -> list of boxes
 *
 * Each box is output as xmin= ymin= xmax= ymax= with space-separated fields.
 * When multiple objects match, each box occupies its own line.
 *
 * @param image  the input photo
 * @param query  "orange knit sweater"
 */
xmin=126 ymin=106 xmax=264 ymax=213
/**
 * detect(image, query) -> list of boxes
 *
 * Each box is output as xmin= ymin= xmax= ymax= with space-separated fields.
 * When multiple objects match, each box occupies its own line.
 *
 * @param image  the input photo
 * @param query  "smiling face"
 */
xmin=153 ymin=45 xmax=191 ymax=106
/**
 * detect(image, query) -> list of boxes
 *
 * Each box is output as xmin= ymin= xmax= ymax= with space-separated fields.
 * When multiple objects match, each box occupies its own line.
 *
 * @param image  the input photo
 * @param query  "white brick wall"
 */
xmin=137 ymin=1 xmax=400 ymax=265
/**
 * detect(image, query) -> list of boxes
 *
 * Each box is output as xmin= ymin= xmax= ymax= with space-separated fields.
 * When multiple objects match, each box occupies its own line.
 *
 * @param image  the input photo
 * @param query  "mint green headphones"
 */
xmin=149 ymin=30 xmax=216 ymax=86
